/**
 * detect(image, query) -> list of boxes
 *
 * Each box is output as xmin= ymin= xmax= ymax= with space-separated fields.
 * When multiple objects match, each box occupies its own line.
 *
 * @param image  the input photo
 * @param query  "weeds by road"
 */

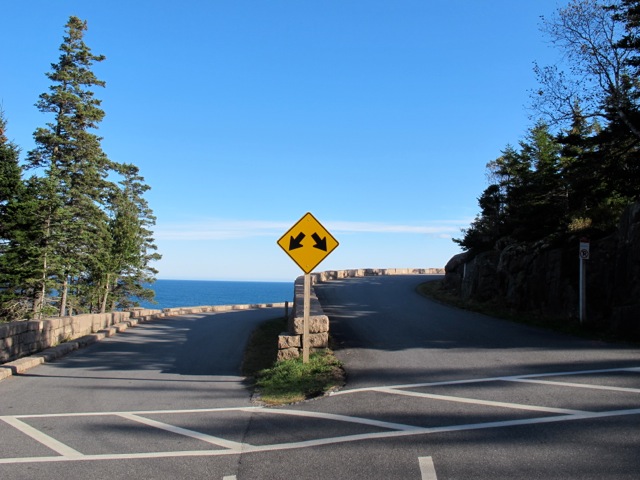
xmin=242 ymin=317 xmax=344 ymax=405
xmin=418 ymin=279 xmax=634 ymax=343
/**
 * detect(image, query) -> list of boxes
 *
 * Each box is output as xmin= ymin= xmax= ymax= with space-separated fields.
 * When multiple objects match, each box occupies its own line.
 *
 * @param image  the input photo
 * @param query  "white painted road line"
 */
xmin=2 ymin=367 xmax=640 ymax=465
xmin=262 ymin=407 xmax=422 ymax=431
xmin=222 ymin=476 xmax=237 ymax=480
xmin=330 ymin=376 xmax=504 ymax=395
xmin=0 ymin=416 xmax=83 ymax=458
xmin=7 ymin=406 xmax=263 ymax=419
xmin=117 ymin=413 xmax=247 ymax=451
xmin=2 ymin=407 xmax=640 ymax=464
xmin=373 ymin=387 xmax=587 ymax=415
xmin=331 ymin=366 xmax=640 ymax=396
xmin=419 ymin=456 xmax=438 ymax=480
xmin=508 ymin=378 xmax=640 ymax=393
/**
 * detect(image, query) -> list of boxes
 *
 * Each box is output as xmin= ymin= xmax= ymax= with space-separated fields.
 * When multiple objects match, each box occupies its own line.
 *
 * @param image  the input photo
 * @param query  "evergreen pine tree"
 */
xmin=0 ymin=110 xmax=22 ymax=249
xmin=0 ymin=111 xmax=28 ymax=319
xmin=101 ymin=164 xmax=161 ymax=311
xmin=24 ymin=16 xmax=118 ymax=317
xmin=18 ymin=16 xmax=160 ymax=318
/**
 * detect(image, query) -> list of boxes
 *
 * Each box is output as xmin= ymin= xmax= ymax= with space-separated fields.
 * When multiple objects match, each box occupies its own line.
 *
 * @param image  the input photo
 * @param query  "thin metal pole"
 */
xmin=579 ymin=258 xmax=586 ymax=324
xmin=303 ymin=273 xmax=310 ymax=363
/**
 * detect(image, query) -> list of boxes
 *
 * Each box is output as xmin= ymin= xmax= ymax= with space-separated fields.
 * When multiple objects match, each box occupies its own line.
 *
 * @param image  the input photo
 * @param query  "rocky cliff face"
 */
xmin=444 ymin=202 xmax=640 ymax=337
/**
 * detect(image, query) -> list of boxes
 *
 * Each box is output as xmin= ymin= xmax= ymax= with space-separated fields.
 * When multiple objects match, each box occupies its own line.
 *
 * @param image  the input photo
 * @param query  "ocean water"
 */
xmin=139 ymin=279 xmax=294 ymax=310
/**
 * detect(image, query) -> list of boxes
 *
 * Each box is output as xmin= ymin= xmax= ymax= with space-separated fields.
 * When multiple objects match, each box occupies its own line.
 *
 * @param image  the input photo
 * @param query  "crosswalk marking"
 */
xmin=1 ymin=365 xmax=639 ymax=465
xmin=330 ymin=366 xmax=640 ymax=396
xmin=0 ymin=416 xmax=83 ymax=458
xmin=372 ymin=386 xmax=587 ymax=415
xmin=117 ymin=413 xmax=247 ymax=451
xmin=508 ymin=377 xmax=640 ymax=393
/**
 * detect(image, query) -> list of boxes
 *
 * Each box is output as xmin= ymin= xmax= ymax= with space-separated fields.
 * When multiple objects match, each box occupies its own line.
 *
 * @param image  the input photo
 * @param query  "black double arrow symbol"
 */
xmin=288 ymin=232 xmax=327 ymax=252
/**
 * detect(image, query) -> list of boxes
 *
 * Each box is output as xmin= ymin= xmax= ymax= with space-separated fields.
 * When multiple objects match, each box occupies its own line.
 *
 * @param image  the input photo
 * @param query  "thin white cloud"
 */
xmin=154 ymin=220 xmax=289 ymax=241
xmin=326 ymin=220 xmax=464 ymax=235
xmin=154 ymin=218 xmax=471 ymax=241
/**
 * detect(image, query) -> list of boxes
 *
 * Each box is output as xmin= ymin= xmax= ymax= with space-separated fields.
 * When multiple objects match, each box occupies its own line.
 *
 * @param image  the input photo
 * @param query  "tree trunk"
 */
xmin=33 ymin=214 xmax=52 ymax=319
xmin=59 ymin=273 xmax=68 ymax=317
xmin=100 ymin=273 xmax=111 ymax=314
xmin=33 ymin=251 xmax=47 ymax=319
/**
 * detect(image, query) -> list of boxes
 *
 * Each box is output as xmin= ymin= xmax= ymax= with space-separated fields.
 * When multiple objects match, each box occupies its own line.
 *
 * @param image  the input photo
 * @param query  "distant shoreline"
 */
xmin=140 ymin=279 xmax=294 ymax=311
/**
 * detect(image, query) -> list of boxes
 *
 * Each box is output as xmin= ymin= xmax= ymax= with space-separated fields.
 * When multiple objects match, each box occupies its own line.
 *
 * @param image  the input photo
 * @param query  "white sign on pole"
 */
xmin=579 ymin=241 xmax=590 ymax=260
xmin=579 ymin=239 xmax=589 ymax=323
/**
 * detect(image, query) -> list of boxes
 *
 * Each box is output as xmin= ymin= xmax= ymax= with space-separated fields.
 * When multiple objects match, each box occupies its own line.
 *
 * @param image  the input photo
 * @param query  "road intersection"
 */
xmin=2 ymin=365 xmax=639 ymax=473
xmin=1 ymin=275 xmax=640 ymax=479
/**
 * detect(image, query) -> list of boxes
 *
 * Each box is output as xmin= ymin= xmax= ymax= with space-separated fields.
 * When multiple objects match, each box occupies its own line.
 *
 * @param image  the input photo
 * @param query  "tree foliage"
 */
xmin=0 ymin=17 xmax=160 ymax=321
xmin=0 ymin=111 xmax=22 ymax=245
xmin=457 ymin=0 xmax=640 ymax=253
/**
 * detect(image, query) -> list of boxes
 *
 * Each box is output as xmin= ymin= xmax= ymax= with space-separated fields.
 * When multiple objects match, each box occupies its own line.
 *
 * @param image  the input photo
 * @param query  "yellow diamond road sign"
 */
xmin=277 ymin=212 xmax=339 ymax=274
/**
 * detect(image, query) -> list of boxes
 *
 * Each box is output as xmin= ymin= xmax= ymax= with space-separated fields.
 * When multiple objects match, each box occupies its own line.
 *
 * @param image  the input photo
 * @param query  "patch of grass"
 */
xmin=417 ymin=280 xmax=540 ymax=325
xmin=255 ymin=350 xmax=344 ymax=405
xmin=417 ymin=280 xmax=632 ymax=342
xmin=242 ymin=317 xmax=345 ymax=405
xmin=418 ymin=280 xmax=474 ymax=311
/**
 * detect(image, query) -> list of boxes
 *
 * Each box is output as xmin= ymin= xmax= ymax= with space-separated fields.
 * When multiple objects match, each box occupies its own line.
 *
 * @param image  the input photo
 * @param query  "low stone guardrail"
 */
xmin=161 ymin=303 xmax=286 ymax=316
xmin=277 ymin=268 xmax=443 ymax=360
xmin=0 ymin=268 xmax=441 ymax=377
xmin=311 ymin=267 xmax=443 ymax=282
xmin=0 ymin=309 xmax=164 ymax=380
xmin=277 ymin=276 xmax=329 ymax=361
xmin=0 ymin=303 xmax=287 ymax=381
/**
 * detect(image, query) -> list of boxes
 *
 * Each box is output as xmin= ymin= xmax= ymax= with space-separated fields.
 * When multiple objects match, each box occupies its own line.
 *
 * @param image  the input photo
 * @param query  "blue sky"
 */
xmin=1 ymin=1 xmax=563 ymax=281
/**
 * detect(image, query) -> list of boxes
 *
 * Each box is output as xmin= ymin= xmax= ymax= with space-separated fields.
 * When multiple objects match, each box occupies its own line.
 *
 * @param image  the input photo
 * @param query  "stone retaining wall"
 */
xmin=311 ymin=267 xmax=443 ymax=283
xmin=0 ymin=316 xmax=148 ymax=381
xmin=0 ymin=302 xmax=288 ymax=376
xmin=0 ymin=267 xmax=440 ymax=373
xmin=161 ymin=303 xmax=286 ymax=316
xmin=277 ymin=268 xmax=443 ymax=360
xmin=0 ymin=309 xmax=163 ymax=365
xmin=443 ymin=201 xmax=640 ymax=336
xmin=277 ymin=276 xmax=330 ymax=360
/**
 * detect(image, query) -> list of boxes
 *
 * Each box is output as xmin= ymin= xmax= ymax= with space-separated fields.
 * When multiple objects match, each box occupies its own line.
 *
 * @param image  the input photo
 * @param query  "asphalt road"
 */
xmin=1 ymin=275 xmax=640 ymax=479
xmin=312 ymin=275 xmax=640 ymax=478
xmin=0 ymin=308 xmax=284 ymax=415
xmin=314 ymin=275 xmax=640 ymax=387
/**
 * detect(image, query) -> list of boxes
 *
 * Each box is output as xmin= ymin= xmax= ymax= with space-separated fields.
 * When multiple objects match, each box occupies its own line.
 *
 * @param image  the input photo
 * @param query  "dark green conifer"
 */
xmin=1 ymin=16 xmax=160 ymax=320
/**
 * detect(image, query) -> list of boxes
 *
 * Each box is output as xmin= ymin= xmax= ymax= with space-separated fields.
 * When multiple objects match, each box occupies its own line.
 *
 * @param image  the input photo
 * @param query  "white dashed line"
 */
xmin=419 ymin=456 xmax=438 ymax=480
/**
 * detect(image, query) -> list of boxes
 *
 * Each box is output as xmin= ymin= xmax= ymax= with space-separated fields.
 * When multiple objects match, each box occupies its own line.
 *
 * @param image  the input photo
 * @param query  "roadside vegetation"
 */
xmin=418 ymin=280 xmax=633 ymax=343
xmin=0 ymin=17 xmax=159 ymax=323
xmin=455 ymin=1 xmax=640 ymax=257
xmin=242 ymin=317 xmax=344 ymax=405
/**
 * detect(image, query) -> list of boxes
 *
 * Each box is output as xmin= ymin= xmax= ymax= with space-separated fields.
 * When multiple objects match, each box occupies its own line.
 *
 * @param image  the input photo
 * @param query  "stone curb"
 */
xmin=0 ymin=303 xmax=288 ymax=382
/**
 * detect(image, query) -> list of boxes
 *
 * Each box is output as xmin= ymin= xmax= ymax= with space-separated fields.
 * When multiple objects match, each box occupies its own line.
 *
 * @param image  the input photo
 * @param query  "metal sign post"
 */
xmin=278 ymin=212 xmax=339 ymax=363
xmin=579 ymin=238 xmax=590 ymax=324
xmin=303 ymin=273 xmax=311 ymax=363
